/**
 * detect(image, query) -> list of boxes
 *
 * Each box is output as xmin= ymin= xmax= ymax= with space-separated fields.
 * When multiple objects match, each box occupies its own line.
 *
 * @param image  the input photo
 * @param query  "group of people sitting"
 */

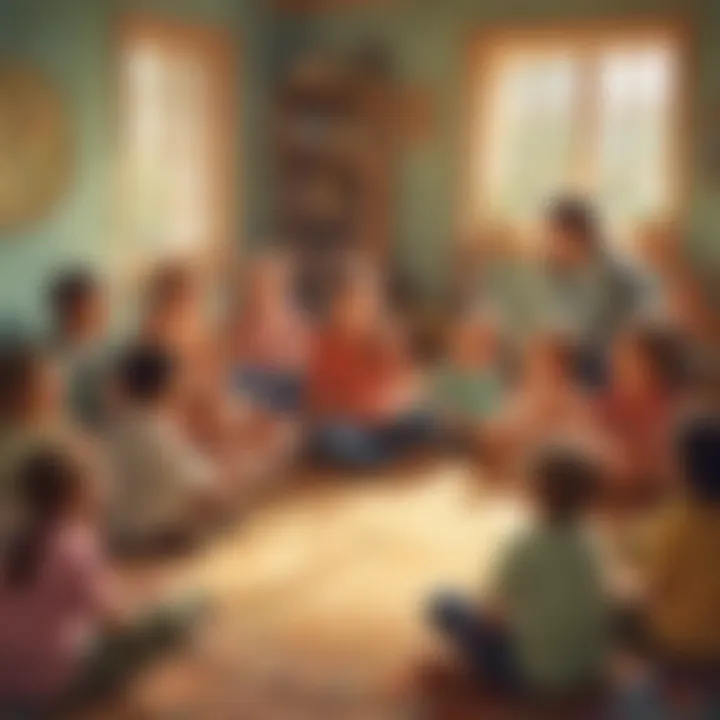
xmin=0 ymin=193 xmax=717 ymax=714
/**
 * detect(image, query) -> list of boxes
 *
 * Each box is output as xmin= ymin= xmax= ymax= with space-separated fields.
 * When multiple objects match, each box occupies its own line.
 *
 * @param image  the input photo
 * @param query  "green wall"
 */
xmin=278 ymin=0 xmax=720 ymax=294
xmin=0 ymin=0 xmax=272 ymax=333
xmin=1 ymin=0 xmax=718 ymax=330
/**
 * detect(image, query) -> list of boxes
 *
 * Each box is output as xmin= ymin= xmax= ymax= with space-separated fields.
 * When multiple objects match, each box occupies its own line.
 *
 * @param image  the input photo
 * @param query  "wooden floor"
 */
xmin=86 ymin=460 xmax=530 ymax=719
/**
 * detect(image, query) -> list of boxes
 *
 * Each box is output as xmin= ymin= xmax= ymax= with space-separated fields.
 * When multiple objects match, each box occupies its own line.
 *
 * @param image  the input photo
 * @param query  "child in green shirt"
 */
xmin=433 ymin=308 xmax=505 ymax=441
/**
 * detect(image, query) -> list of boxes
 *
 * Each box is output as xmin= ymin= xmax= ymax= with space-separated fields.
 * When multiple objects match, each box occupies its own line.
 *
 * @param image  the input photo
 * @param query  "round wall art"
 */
xmin=0 ymin=61 xmax=73 ymax=231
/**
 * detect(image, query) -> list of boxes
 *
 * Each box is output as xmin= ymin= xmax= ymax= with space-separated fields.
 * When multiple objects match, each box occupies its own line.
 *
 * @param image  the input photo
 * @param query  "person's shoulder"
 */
xmin=604 ymin=254 xmax=653 ymax=293
xmin=505 ymin=526 xmax=540 ymax=560
xmin=53 ymin=522 xmax=103 ymax=569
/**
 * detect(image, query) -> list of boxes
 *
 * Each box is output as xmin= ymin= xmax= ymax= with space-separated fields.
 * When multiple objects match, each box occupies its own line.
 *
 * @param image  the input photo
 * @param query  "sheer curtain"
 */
xmin=472 ymin=30 xmax=682 ymax=242
xmin=117 ymin=23 xmax=232 ymax=273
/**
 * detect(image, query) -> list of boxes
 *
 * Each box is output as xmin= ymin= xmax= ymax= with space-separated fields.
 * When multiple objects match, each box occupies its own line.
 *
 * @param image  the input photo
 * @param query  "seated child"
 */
xmin=612 ymin=413 xmax=720 ymax=717
xmin=0 ymin=344 xmax=107 ymax=544
xmin=139 ymin=261 xmax=239 ymax=449
xmin=0 ymin=447 xmax=202 ymax=713
xmin=308 ymin=263 xmax=433 ymax=468
xmin=433 ymin=307 xmax=505 ymax=444
xmin=48 ymin=267 xmax=112 ymax=431
xmin=486 ymin=329 xmax=597 ymax=477
xmin=643 ymin=412 xmax=720 ymax=667
xmin=232 ymin=251 xmax=311 ymax=415
xmin=107 ymin=343 xmax=227 ymax=552
xmin=596 ymin=321 xmax=687 ymax=502
xmin=139 ymin=260 xmax=206 ymax=359
xmin=429 ymin=443 xmax=609 ymax=698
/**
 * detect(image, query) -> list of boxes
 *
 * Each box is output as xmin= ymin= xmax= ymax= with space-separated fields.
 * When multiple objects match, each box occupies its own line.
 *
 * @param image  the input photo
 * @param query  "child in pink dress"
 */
xmin=0 ymin=447 xmax=202 ymax=713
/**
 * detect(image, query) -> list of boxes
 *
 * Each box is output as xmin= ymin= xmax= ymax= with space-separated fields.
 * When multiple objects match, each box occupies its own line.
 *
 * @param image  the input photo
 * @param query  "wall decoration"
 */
xmin=0 ymin=61 xmax=72 ymax=232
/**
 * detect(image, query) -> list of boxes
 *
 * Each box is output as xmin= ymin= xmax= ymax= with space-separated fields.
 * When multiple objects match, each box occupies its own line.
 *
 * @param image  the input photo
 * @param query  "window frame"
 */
xmin=459 ymin=17 xmax=693 ymax=240
xmin=114 ymin=14 xmax=239 ymax=287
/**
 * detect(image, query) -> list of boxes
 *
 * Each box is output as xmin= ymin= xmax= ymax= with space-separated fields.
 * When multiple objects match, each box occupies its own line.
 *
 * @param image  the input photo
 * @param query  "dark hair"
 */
xmin=546 ymin=195 xmax=601 ymax=252
xmin=4 ymin=448 xmax=84 ymax=589
xmin=677 ymin=413 xmax=720 ymax=503
xmin=48 ymin=267 xmax=100 ymax=325
xmin=624 ymin=321 xmax=689 ymax=392
xmin=0 ymin=343 xmax=44 ymax=425
xmin=116 ymin=343 xmax=176 ymax=404
xmin=532 ymin=444 xmax=599 ymax=523
xmin=532 ymin=329 xmax=580 ymax=377
xmin=144 ymin=261 xmax=196 ymax=314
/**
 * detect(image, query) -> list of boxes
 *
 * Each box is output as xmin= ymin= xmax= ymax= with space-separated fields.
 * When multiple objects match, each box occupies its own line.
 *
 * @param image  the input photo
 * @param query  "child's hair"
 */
xmin=546 ymin=195 xmax=602 ymax=252
xmin=48 ymin=266 xmax=101 ymax=328
xmin=116 ymin=343 xmax=176 ymax=404
xmin=330 ymin=255 xmax=384 ymax=314
xmin=3 ymin=447 xmax=85 ymax=589
xmin=532 ymin=443 xmax=600 ymax=523
xmin=677 ymin=412 xmax=720 ymax=503
xmin=144 ymin=260 xmax=196 ymax=316
xmin=0 ymin=343 xmax=44 ymax=425
xmin=530 ymin=328 xmax=580 ymax=378
xmin=623 ymin=320 xmax=688 ymax=392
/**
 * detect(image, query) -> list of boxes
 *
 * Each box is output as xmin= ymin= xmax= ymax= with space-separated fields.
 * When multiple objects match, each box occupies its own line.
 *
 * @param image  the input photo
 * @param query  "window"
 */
xmin=466 ymin=23 xmax=686 ymax=241
xmin=117 ymin=18 xmax=235 ymax=272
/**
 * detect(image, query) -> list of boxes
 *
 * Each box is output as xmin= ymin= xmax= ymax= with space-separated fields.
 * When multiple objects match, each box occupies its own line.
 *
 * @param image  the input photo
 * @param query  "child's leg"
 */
xmin=389 ymin=410 xmax=437 ymax=446
xmin=576 ymin=345 xmax=608 ymax=391
xmin=235 ymin=367 xmax=303 ymax=414
xmin=378 ymin=409 xmax=437 ymax=460
xmin=312 ymin=421 xmax=389 ymax=468
xmin=66 ymin=595 xmax=207 ymax=707
xmin=428 ymin=591 xmax=518 ymax=691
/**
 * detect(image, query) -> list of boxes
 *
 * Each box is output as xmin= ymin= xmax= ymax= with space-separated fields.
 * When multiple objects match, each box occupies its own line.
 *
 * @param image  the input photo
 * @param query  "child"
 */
xmin=486 ymin=330 xmax=597 ymax=476
xmin=308 ymin=262 xmax=433 ymax=468
xmin=644 ymin=412 xmax=720 ymax=666
xmin=612 ymin=413 xmax=720 ymax=717
xmin=597 ymin=321 xmax=687 ymax=502
xmin=107 ymin=343 xmax=225 ymax=552
xmin=48 ymin=267 xmax=112 ymax=430
xmin=430 ymin=443 xmax=609 ymax=698
xmin=140 ymin=261 xmax=205 ymax=356
xmin=433 ymin=307 xmax=505 ymax=441
xmin=232 ymin=252 xmax=311 ymax=415
xmin=139 ymin=261 xmax=232 ymax=447
xmin=0 ymin=344 xmax=105 ymax=543
xmin=0 ymin=448 xmax=202 ymax=712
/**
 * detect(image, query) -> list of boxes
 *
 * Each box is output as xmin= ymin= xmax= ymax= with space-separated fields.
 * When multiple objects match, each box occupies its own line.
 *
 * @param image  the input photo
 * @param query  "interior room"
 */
xmin=0 ymin=0 xmax=719 ymax=718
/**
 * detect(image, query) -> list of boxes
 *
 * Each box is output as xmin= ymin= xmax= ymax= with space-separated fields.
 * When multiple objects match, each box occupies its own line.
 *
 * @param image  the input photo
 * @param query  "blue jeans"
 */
xmin=576 ymin=346 xmax=608 ymax=391
xmin=234 ymin=366 xmax=304 ymax=414
xmin=312 ymin=410 xmax=436 ymax=468
xmin=429 ymin=592 xmax=519 ymax=692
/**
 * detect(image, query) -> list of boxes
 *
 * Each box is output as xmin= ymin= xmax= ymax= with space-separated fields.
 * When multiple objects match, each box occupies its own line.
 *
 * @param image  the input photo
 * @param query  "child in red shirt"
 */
xmin=308 ymin=264 xmax=432 ymax=467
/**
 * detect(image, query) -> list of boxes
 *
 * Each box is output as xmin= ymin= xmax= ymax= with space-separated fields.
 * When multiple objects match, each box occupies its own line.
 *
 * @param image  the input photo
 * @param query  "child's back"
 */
xmin=647 ymin=503 xmax=720 ymax=661
xmin=645 ymin=412 xmax=720 ymax=663
xmin=108 ymin=344 xmax=215 ymax=546
xmin=0 ymin=448 xmax=111 ymax=706
xmin=499 ymin=521 xmax=608 ymax=692
xmin=0 ymin=520 xmax=108 ymax=701
xmin=430 ymin=444 xmax=609 ymax=697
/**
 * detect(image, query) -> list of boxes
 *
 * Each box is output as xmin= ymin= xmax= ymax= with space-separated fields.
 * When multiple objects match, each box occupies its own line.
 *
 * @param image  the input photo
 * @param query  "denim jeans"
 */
xmin=312 ymin=410 xmax=437 ymax=468
xmin=428 ymin=592 xmax=519 ymax=692
xmin=235 ymin=366 xmax=304 ymax=414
